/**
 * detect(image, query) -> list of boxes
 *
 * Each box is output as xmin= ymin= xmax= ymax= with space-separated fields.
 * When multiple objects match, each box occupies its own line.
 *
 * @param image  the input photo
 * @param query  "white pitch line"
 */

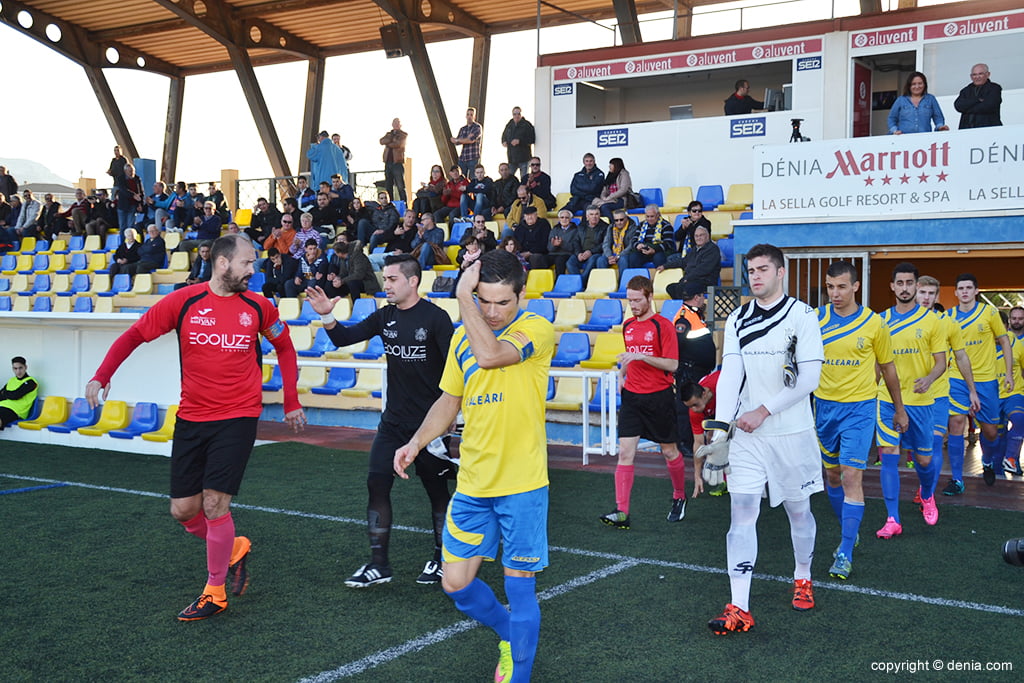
xmin=299 ymin=559 xmax=639 ymax=682
xmin=3 ymin=471 xmax=1022 ymax=618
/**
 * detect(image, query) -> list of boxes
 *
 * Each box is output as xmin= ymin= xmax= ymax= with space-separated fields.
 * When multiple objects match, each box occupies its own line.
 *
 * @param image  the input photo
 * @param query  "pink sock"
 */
xmin=205 ymin=512 xmax=235 ymax=587
xmin=615 ymin=465 xmax=635 ymax=514
xmin=666 ymin=455 xmax=687 ymax=500
xmin=182 ymin=510 xmax=207 ymax=540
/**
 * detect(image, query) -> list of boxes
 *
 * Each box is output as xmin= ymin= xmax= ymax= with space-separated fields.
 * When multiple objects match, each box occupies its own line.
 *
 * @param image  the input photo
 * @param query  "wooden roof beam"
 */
xmin=374 ymin=0 xmax=487 ymax=38
xmin=612 ymin=0 xmax=643 ymax=44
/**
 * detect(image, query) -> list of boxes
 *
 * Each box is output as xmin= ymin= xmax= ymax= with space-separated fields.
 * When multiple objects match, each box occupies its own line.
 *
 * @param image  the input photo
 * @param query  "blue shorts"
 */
xmin=876 ymin=401 xmax=932 ymax=455
xmin=932 ymin=396 xmax=950 ymax=436
xmin=1001 ymin=394 xmax=1024 ymax=430
xmin=950 ymin=378 xmax=1000 ymax=424
xmin=443 ymin=487 xmax=549 ymax=572
xmin=816 ymin=398 xmax=875 ymax=469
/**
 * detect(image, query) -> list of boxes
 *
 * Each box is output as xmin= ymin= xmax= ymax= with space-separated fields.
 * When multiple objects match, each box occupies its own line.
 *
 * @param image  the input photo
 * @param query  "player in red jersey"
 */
xmin=86 ymin=233 xmax=305 ymax=621
xmin=680 ymin=370 xmax=722 ymax=496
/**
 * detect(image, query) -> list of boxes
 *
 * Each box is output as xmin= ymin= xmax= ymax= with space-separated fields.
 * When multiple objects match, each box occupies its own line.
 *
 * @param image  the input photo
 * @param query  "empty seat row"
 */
xmin=16 ymin=396 xmax=177 ymax=441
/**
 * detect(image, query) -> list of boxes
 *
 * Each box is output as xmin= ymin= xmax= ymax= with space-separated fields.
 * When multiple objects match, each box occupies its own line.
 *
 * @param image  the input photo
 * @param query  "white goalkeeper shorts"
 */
xmin=727 ymin=427 xmax=823 ymax=507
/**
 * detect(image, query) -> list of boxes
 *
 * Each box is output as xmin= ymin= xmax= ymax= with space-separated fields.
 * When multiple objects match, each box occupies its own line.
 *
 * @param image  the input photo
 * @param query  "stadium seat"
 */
xmin=108 ymin=402 xmax=160 ymax=439
xmin=0 ymin=277 xmax=8 ymax=292
xmin=10 ymin=254 xmax=34 ymax=274
xmin=163 ymin=231 xmax=182 ymax=251
xmin=447 ymin=221 xmax=472 ymax=245
xmin=552 ymin=192 xmax=572 ymax=215
xmin=525 ymin=298 xmax=555 ymax=322
xmin=579 ymin=298 xmax=624 ymax=332
xmin=589 ymin=375 xmax=622 ymax=412
xmin=629 ymin=188 xmax=664 ymax=214
xmin=325 ymin=338 xmax=367 ymax=359
xmin=653 ymin=268 xmax=681 ymax=300
xmin=546 ymin=376 xmax=590 ymax=411
xmin=33 ymin=240 xmax=50 ymax=254
xmin=296 ymin=366 xmax=327 ymax=393
xmin=298 ymin=327 xmax=338 ymax=357
xmin=24 ymin=274 xmax=51 ymax=296
xmin=262 ymin=365 xmax=283 ymax=391
xmin=417 ymin=270 xmax=438 ymax=296
xmin=46 ymin=398 xmax=101 ymax=433
xmin=426 ymin=272 xmax=457 ymax=297
xmin=543 ymin=274 xmax=583 ymax=298
xmin=13 ymin=293 xmax=33 ymax=311
xmin=61 ymin=273 xmax=90 ymax=297
xmin=52 ymin=296 xmax=71 ymax=313
xmin=705 ymin=211 xmax=732 ymax=239
xmin=310 ymin=367 xmax=357 ymax=395
xmin=67 ymin=252 xmax=88 ymax=273
xmin=277 ymin=297 xmax=301 ymax=322
xmin=125 ymin=274 xmax=153 ymax=296
xmin=695 ymin=185 xmax=725 ymax=211
xmin=287 ymin=325 xmax=313 ymax=353
xmin=0 ymin=254 xmax=16 ymax=273
xmin=47 ymin=239 xmax=68 ymax=254
xmin=552 ymin=298 xmax=587 ymax=331
xmin=17 ymin=395 xmax=69 ymax=430
xmin=0 ymin=296 xmax=12 ymax=311
xmin=234 ymin=208 xmax=253 ymax=227
xmin=330 ymin=297 xmax=352 ymax=322
xmin=550 ymin=332 xmax=591 ymax=367
xmin=718 ymin=183 xmax=754 ymax=211
xmin=287 ymin=299 xmax=319 ymax=326
xmin=15 ymin=237 xmax=37 ymax=254
xmin=576 ymin=268 xmax=617 ymax=299
xmin=103 ymin=234 xmax=122 ymax=252
xmin=609 ymin=268 xmax=649 ymax=299
xmin=524 ymin=269 xmax=554 ymax=300
xmin=67 ymin=235 xmax=85 ymax=252
xmin=248 ymin=272 xmax=266 ymax=293
xmin=8 ymin=274 xmax=28 ymax=293
xmin=30 ymin=254 xmax=49 ymax=272
xmin=435 ymin=298 xmax=461 ymax=323
xmin=97 ymin=273 xmax=131 ymax=298
xmin=546 ymin=376 xmax=556 ymax=400
xmin=339 ymin=298 xmax=377 ymax=326
xmin=94 ymin=297 xmax=114 ymax=313
xmin=49 ymin=254 xmax=69 ymax=274
xmin=739 ymin=211 xmax=753 ymax=220
xmin=353 ymin=335 xmax=385 ymax=360
xmin=84 ymin=252 xmax=108 ymax=273
xmin=579 ymin=333 xmax=626 ymax=369
xmin=140 ymin=405 xmax=179 ymax=443
xmin=80 ymin=234 xmax=102 ymax=253
xmin=658 ymin=299 xmax=684 ymax=322
xmin=340 ymin=368 xmax=382 ymax=397
xmin=73 ymin=296 xmax=94 ymax=313
xmin=392 ymin=200 xmax=406 ymax=216
xmin=157 ymin=251 xmax=190 ymax=274
xmin=32 ymin=297 xmax=52 ymax=312
xmin=77 ymin=400 xmax=131 ymax=436
xmin=719 ymin=236 xmax=735 ymax=268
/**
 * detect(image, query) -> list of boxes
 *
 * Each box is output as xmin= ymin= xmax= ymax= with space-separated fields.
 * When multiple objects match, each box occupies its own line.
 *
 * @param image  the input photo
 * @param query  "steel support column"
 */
xmin=468 ymin=35 xmax=491 ymax=125
xmin=162 ymin=76 xmax=185 ymax=183
xmin=612 ymin=0 xmax=642 ymax=44
xmin=226 ymin=44 xmax=292 ymax=180
xmin=859 ymin=0 xmax=882 ymax=13
xmin=83 ymin=65 xmax=138 ymax=160
xmin=298 ymin=57 xmax=326 ymax=174
xmin=397 ymin=20 xmax=457 ymax=170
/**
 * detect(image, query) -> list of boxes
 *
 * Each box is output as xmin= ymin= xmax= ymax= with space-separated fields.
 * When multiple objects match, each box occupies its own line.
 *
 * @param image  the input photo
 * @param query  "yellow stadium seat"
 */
xmin=53 ymin=296 xmax=72 ymax=313
xmin=576 ymin=268 xmax=617 ymax=299
xmin=9 ymin=274 xmax=29 ymax=293
xmin=81 ymin=235 xmax=101 ymax=253
xmin=14 ymin=237 xmax=36 ymax=254
xmin=78 ymin=400 xmax=130 ymax=436
xmin=484 ymin=221 xmax=500 ymax=239
xmin=18 ymin=396 xmax=69 ymax=431
xmin=341 ymin=368 xmax=382 ymax=397
xmin=13 ymin=296 xmax=31 ymax=312
xmin=277 ymin=297 xmax=301 ymax=321
xmin=296 ymin=366 xmax=326 ymax=393
xmin=262 ymin=364 xmax=274 ymax=383
xmin=663 ymin=186 xmax=695 ymax=213
xmin=157 ymin=251 xmax=190 ymax=274
xmin=418 ymin=270 xmax=438 ymax=296
xmin=524 ymin=269 xmax=554 ymax=299
xmin=550 ymin=193 xmax=571 ymax=217
xmin=718 ymin=183 xmax=754 ymax=211
xmin=44 ymin=239 xmax=67 ymax=254
xmin=325 ymin=339 xmax=367 ymax=359
xmin=123 ymin=274 xmax=153 ymax=297
xmin=705 ymin=212 xmax=732 ymax=239
xmin=3 ymin=254 xmax=33 ymax=275
xmin=552 ymin=298 xmax=587 ymax=332
xmin=288 ymin=325 xmax=313 ymax=352
xmin=39 ymin=254 xmax=67 ymax=274
xmin=234 ymin=208 xmax=253 ymax=227
xmin=80 ymin=252 xmax=107 ymax=273
xmin=89 ymin=273 xmax=111 ymax=295
xmin=653 ymin=268 xmax=682 ymax=300
xmin=163 ymin=231 xmax=182 ymax=251
xmin=579 ymin=333 xmax=626 ymax=369
xmin=546 ymin=376 xmax=590 ymax=411
xmin=94 ymin=297 xmax=114 ymax=313
xmin=332 ymin=298 xmax=352 ymax=320
xmin=141 ymin=405 xmax=178 ymax=442
xmin=435 ymin=298 xmax=461 ymax=323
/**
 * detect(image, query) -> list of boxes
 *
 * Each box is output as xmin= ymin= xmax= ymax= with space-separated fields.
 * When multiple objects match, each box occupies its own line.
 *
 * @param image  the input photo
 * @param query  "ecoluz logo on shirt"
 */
xmin=384 ymin=343 xmax=426 ymax=360
xmin=188 ymin=331 xmax=251 ymax=351
xmin=730 ymin=117 xmax=766 ymax=138
xmin=597 ymin=128 xmax=628 ymax=147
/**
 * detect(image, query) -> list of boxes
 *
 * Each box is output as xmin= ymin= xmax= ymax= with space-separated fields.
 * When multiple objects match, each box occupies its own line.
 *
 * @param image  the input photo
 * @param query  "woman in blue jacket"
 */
xmin=888 ymin=72 xmax=949 ymax=135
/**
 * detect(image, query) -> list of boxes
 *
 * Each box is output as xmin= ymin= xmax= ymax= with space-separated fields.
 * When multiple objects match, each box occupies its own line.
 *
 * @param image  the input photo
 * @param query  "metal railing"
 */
xmin=235 ymin=170 xmax=386 ymax=213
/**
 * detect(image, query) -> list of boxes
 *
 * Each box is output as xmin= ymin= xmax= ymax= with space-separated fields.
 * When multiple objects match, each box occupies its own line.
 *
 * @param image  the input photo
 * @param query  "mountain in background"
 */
xmin=0 ymin=158 xmax=73 ymax=187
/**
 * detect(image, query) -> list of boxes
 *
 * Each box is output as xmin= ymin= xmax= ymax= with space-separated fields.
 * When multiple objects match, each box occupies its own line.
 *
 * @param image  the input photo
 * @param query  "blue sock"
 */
xmin=446 ymin=578 xmax=510 ymax=641
xmin=880 ymin=453 xmax=901 ymax=522
xmin=839 ymin=500 xmax=864 ymax=558
xmin=504 ymin=575 xmax=540 ymax=683
xmin=1008 ymin=434 xmax=1024 ymax=465
xmin=979 ymin=433 xmax=998 ymax=468
xmin=916 ymin=454 xmax=937 ymax=499
xmin=826 ymin=484 xmax=844 ymax=520
xmin=948 ymin=433 xmax=965 ymax=482
xmin=932 ymin=433 xmax=945 ymax=474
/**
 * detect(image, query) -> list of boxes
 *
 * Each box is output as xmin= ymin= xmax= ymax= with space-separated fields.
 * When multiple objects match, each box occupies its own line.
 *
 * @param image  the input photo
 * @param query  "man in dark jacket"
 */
xmin=500 ymin=106 xmax=536 ymax=180
xmin=523 ymin=157 xmax=556 ymax=210
xmin=460 ymin=165 xmax=495 ymax=220
xmin=667 ymin=226 xmax=721 ymax=296
xmin=724 ymin=79 xmax=764 ymax=115
xmin=131 ymin=223 xmax=167 ymax=276
xmin=0 ymin=166 xmax=18 ymax=200
xmin=326 ymin=239 xmax=380 ymax=301
xmin=491 ymin=163 xmax=520 ymax=218
xmin=262 ymin=247 xmax=298 ymax=298
xmin=567 ymin=206 xmax=609 ymax=285
xmin=954 ymin=63 xmax=1002 ymax=129
xmin=563 ymin=153 xmax=605 ymax=215
xmin=247 ymin=197 xmax=281 ymax=243
xmin=358 ymin=191 xmax=401 ymax=245
xmin=514 ymin=206 xmax=551 ymax=270
xmin=174 ymin=241 xmax=213 ymax=290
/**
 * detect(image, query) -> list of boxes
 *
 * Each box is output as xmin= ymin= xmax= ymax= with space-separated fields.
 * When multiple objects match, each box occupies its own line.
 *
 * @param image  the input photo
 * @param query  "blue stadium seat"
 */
xmin=103 ymin=234 xmax=122 ymax=252
xmin=339 ymin=298 xmax=377 ymax=326
xmin=73 ymin=297 xmax=94 ymax=313
xmin=310 ymin=367 xmax=358 ymax=395
xmin=26 ymin=274 xmax=50 ymax=295
xmin=659 ymin=299 xmax=683 ymax=322
xmin=579 ymin=298 xmax=624 ymax=332
xmin=629 ymin=188 xmax=664 ymax=214
xmin=98 ymin=273 xmax=131 ymax=297
xmin=739 ymin=211 xmax=753 ymax=220
xmin=0 ymin=278 xmax=8 ymax=292
xmin=588 ymin=375 xmax=622 ymax=412
xmin=353 ymin=335 xmax=385 ymax=360
xmin=696 ymin=185 xmax=725 ymax=211
xmin=0 ymin=255 xmax=15 ymax=271
xmin=543 ymin=274 xmax=583 ymax=298
xmin=248 ymin=271 xmax=266 ymax=292
xmin=286 ymin=300 xmax=319 ymax=326
xmin=260 ymin=336 xmax=274 ymax=355
xmin=426 ymin=272 xmax=457 ymax=298
xmin=68 ymin=252 xmax=88 ymax=273
xmin=34 ymin=240 xmax=50 ymax=254
xmin=393 ymin=200 xmax=406 ymax=216
xmin=108 ymin=402 xmax=160 ymax=439
xmin=0 ymin=296 xmax=10 ymax=311
xmin=46 ymin=398 xmax=101 ymax=433
xmin=447 ymin=221 xmax=472 ymax=245
xmin=62 ymin=273 xmax=90 ymax=297
xmin=297 ymin=327 xmax=337 ymax=357
xmin=67 ymin=235 xmax=85 ymax=251
xmin=372 ymin=247 xmax=386 ymax=254
xmin=31 ymin=254 xmax=49 ymax=272
xmin=262 ymin=365 xmax=283 ymax=391
xmin=32 ymin=297 xmax=52 ymax=312
xmin=550 ymin=332 xmax=591 ymax=368
xmin=719 ymin=236 xmax=735 ymax=268
xmin=547 ymin=376 xmax=556 ymax=400
xmin=525 ymin=298 xmax=555 ymax=322
xmin=609 ymin=268 xmax=649 ymax=299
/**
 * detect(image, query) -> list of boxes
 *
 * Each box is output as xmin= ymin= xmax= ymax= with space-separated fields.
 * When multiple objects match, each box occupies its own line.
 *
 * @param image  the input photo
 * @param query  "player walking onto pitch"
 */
xmin=395 ymin=250 xmax=554 ymax=682
xmin=702 ymin=244 xmax=824 ymax=634
xmin=86 ymin=234 xmax=306 ymax=621
xmin=1000 ymin=306 xmax=1024 ymax=475
xmin=814 ymin=261 xmax=906 ymax=582
xmin=305 ymin=254 xmax=454 ymax=588
xmin=600 ymin=275 xmax=689 ymax=529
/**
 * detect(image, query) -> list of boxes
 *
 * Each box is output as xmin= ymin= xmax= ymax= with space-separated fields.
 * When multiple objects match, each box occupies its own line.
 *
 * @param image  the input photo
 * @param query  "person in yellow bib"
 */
xmin=0 ymin=356 xmax=38 ymax=429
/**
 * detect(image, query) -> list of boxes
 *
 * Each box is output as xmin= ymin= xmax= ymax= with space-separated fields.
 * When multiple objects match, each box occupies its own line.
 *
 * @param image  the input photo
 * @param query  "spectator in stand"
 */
xmin=307 ymin=130 xmax=350 ymax=188
xmin=523 ymin=157 xmax=556 ymax=211
xmin=491 ymin=162 xmax=519 ymax=218
xmin=626 ymin=204 xmax=675 ymax=269
xmin=106 ymin=146 xmax=128 ymax=191
xmin=567 ymin=206 xmax=610 ymax=285
xmin=460 ymin=165 xmax=494 ymax=220
xmin=457 ymin=231 xmax=484 ymax=271
xmin=290 ymin=212 xmax=323 ymax=258
xmin=0 ymin=193 xmax=12 ymax=228
xmin=341 ymin=197 xmax=371 ymax=243
xmin=286 ymin=238 xmax=328 ymax=297
xmin=324 ymin=238 xmax=379 ymax=301
xmin=954 ymin=63 xmax=1002 ymax=129
xmin=888 ymin=72 xmax=948 ymax=135
xmin=145 ymin=182 xmax=174 ymax=232
xmin=505 ymin=184 xmax=547 ymax=235
xmin=115 ymin=164 xmax=144 ymax=235
xmin=435 ymin=165 xmax=468 ymax=225
xmin=247 ymin=197 xmax=281 ymax=244
xmin=86 ymin=189 xmax=117 ymax=236
xmin=666 ymin=201 xmax=712 ymax=269
xmin=359 ymin=190 xmax=401 ymax=246
xmin=602 ymin=209 xmax=637 ymax=269
xmin=536 ymin=209 xmax=580 ymax=276
xmin=501 ymin=106 xmax=536 ymax=180
xmin=667 ymin=225 xmax=721 ymax=296
xmin=413 ymin=165 xmax=445 ymax=216
xmin=176 ymin=201 xmax=222 ymax=252
xmin=368 ymin=210 xmax=419 ymax=270
xmin=591 ymin=158 xmax=634 ymax=219
xmin=379 ymin=118 xmax=408 ymax=202
xmin=173 ymin=241 xmax=213 ymax=290
xmin=411 ymin=212 xmax=446 ymax=271
xmin=311 ymin=191 xmax=344 ymax=242
xmin=563 ymin=153 xmax=605 ymax=215
xmin=15 ymin=189 xmax=42 ymax=237
xmin=61 ymin=188 xmax=92 ymax=235
xmin=263 ymin=214 xmax=297 ymax=256
xmin=169 ymin=182 xmax=192 ymax=230
xmin=280 ymin=197 xmax=302 ymax=235
xmin=470 ymin=214 xmax=497 ymax=252
xmin=328 ymin=174 xmax=356 ymax=211
xmin=207 ymin=182 xmax=230 ymax=223
xmin=129 ymin=223 xmax=167 ymax=276
xmin=261 ymin=247 xmax=297 ymax=299
xmin=724 ymin=79 xmax=764 ymax=115
xmin=500 ymin=235 xmax=529 ymax=272
xmin=186 ymin=182 xmax=206 ymax=217
xmin=0 ymin=166 xmax=18 ymax=200
xmin=0 ymin=356 xmax=38 ymax=430
xmin=109 ymin=228 xmax=142 ymax=277
xmin=6 ymin=195 xmax=22 ymax=233
xmin=295 ymin=175 xmax=316 ymax=214
xmin=513 ymin=206 xmax=551 ymax=271
xmin=451 ymin=107 xmax=483 ymax=178
xmin=37 ymin=193 xmax=64 ymax=240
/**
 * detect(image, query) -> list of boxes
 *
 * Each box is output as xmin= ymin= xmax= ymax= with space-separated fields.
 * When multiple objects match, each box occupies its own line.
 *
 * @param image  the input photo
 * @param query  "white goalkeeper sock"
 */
xmin=726 ymin=493 xmax=761 ymax=612
xmin=783 ymin=497 xmax=816 ymax=581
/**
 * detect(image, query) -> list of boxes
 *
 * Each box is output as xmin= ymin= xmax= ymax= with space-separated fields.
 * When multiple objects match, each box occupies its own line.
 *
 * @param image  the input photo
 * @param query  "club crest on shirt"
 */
xmin=644 ymin=330 xmax=654 ymax=342
xmin=415 ymin=327 xmax=427 ymax=342
xmin=856 ymin=336 xmax=865 ymax=349
xmin=239 ymin=312 xmax=253 ymax=327
xmin=978 ymin=323 xmax=985 ymax=333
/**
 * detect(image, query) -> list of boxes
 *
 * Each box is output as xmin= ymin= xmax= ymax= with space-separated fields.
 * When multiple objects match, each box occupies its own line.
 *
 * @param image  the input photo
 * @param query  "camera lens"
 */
xmin=1002 ymin=538 xmax=1024 ymax=566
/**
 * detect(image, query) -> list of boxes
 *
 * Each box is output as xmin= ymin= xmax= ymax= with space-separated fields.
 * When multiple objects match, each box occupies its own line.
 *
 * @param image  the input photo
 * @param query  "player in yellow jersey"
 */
xmin=815 ymin=261 xmax=906 ymax=581
xmin=395 ymin=249 xmax=554 ymax=683
xmin=1003 ymin=307 xmax=1024 ymax=475
xmin=875 ymin=263 xmax=946 ymax=538
xmin=944 ymin=274 xmax=1013 ymax=492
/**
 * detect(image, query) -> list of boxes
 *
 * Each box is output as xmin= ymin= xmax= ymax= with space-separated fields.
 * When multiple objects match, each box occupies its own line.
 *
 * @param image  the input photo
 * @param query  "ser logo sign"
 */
xmin=597 ymin=127 xmax=628 ymax=148
xmin=730 ymin=117 xmax=766 ymax=138
xmin=553 ymin=83 xmax=573 ymax=96
xmin=796 ymin=56 xmax=822 ymax=71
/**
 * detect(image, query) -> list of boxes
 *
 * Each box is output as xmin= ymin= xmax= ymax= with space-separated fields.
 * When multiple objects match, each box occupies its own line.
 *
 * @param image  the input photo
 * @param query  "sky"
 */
xmin=1 ymin=0 xmax=947 ymax=194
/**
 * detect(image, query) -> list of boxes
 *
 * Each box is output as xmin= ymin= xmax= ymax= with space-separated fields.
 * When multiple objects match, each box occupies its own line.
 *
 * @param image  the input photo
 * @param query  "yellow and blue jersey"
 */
xmin=928 ymin=312 xmax=964 ymax=401
xmin=948 ymin=302 xmax=1006 ymax=383
xmin=440 ymin=309 xmax=554 ymax=498
xmin=997 ymin=333 xmax=1024 ymax=400
xmin=878 ymin=304 xmax=945 ymax=406
xmin=816 ymin=304 xmax=893 ymax=403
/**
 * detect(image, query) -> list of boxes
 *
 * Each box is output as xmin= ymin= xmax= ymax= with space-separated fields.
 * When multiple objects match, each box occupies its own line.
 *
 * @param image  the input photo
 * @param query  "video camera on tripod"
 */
xmin=790 ymin=118 xmax=810 ymax=143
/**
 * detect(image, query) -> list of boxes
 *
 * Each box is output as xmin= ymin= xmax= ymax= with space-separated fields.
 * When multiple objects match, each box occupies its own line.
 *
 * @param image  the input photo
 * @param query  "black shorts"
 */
xmin=170 ymin=416 xmax=259 ymax=498
xmin=0 ymin=406 xmax=20 ymax=428
xmin=618 ymin=387 xmax=678 ymax=444
xmin=370 ymin=419 xmax=456 ymax=480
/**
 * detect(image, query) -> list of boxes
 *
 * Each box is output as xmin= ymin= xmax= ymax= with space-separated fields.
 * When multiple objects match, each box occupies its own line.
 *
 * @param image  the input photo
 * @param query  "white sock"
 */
xmin=783 ymin=498 xmax=816 ymax=581
xmin=726 ymin=493 xmax=761 ymax=612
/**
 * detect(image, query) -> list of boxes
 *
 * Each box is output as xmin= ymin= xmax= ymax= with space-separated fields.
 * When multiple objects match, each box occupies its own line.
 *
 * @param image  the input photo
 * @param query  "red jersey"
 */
xmin=92 ymin=283 xmax=301 ymax=421
xmin=622 ymin=314 xmax=678 ymax=394
xmin=689 ymin=370 xmax=720 ymax=437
